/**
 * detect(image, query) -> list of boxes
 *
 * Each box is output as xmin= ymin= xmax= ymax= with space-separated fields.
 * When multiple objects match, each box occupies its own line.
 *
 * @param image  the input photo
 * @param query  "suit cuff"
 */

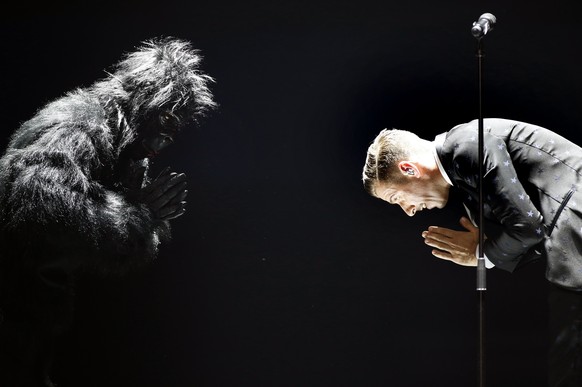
xmin=476 ymin=244 xmax=495 ymax=269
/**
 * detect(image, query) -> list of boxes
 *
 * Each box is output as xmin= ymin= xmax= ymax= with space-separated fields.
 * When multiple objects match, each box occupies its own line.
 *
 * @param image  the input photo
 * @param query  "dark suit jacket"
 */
xmin=435 ymin=118 xmax=582 ymax=290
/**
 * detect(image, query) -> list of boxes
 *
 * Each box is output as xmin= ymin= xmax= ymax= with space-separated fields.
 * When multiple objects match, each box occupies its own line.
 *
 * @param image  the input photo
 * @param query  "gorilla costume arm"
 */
xmin=0 ymin=91 xmax=166 ymax=274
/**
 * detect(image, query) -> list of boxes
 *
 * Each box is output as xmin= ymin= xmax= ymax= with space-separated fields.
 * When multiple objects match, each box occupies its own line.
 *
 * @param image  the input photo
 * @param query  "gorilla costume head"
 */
xmin=95 ymin=37 xmax=216 ymax=160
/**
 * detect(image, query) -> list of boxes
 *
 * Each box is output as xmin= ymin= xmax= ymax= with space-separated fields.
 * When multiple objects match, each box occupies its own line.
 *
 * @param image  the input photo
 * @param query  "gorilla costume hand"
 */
xmin=139 ymin=167 xmax=188 ymax=221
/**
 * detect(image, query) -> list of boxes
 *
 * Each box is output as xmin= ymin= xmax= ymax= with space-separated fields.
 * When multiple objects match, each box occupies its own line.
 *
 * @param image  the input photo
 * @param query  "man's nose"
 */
xmin=399 ymin=203 xmax=416 ymax=217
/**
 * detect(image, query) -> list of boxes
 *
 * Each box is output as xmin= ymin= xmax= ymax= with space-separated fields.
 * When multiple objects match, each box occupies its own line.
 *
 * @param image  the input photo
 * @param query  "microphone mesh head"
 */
xmin=480 ymin=13 xmax=497 ymax=25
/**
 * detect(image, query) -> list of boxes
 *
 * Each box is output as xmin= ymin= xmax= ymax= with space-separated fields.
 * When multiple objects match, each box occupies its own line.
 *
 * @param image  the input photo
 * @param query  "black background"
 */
xmin=2 ymin=1 xmax=581 ymax=386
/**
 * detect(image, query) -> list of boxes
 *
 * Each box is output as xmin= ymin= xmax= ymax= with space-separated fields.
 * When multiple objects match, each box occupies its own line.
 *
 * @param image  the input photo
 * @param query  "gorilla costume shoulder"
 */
xmin=0 ymin=37 xmax=215 ymax=386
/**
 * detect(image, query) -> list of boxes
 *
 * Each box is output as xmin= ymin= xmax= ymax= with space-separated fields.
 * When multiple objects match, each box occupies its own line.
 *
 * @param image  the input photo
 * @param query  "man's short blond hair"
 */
xmin=362 ymin=129 xmax=420 ymax=196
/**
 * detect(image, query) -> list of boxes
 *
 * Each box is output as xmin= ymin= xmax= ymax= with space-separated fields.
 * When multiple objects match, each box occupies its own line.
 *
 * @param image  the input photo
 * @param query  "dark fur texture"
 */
xmin=0 ymin=37 xmax=214 ymax=386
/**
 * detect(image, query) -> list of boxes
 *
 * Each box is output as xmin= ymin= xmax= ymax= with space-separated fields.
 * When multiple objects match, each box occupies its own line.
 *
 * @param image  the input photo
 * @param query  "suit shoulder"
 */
xmin=442 ymin=122 xmax=478 ymax=154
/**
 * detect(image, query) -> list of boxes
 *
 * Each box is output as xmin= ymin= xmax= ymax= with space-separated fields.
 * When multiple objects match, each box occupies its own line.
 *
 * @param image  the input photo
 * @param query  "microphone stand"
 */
xmin=475 ymin=35 xmax=487 ymax=387
xmin=471 ymin=13 xmax=496 ymax=387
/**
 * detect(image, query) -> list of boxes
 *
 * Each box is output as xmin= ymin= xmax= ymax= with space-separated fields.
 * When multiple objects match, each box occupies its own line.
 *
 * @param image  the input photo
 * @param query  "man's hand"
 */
xmin=421 ymin=217 xmax=479 ymax=267
xmin=137 ymin=167 xmax=188 ymax=221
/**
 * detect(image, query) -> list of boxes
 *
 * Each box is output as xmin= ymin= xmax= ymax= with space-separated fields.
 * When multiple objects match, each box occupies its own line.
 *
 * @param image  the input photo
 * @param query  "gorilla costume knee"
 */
xmin=0 ymin=37 xmax=215 ymax=386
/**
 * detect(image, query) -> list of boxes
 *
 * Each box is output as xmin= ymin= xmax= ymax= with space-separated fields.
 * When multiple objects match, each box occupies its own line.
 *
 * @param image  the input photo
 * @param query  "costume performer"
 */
xmin=0 ymin=37 xmax=215 ymax=386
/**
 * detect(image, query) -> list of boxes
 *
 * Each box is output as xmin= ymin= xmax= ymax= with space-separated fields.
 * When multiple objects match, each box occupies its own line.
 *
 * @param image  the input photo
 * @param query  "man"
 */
xmin=0 ymin=37 xmax=215 ymax=386
xmin=362 ymin=118 xmax=582 ymax=291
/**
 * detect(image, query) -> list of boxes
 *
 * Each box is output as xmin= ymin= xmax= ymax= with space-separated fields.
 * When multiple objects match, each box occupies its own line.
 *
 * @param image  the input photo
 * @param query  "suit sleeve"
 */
xmin=453 ymin=131 xmax=545 ymax=272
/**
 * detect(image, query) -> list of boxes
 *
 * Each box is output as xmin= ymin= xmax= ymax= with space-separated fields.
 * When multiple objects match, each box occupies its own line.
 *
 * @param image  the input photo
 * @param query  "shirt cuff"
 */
xmin=476 ymin=244 xmax=495 ymax=269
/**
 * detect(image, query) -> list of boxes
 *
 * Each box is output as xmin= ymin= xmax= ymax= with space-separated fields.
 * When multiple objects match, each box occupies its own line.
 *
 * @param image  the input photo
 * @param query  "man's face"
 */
xmin=375 ymin=179 xmax=450 ymax=217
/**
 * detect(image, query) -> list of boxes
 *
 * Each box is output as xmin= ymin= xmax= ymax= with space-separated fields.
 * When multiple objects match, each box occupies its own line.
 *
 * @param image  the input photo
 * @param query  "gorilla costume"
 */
xmin=0 ymin=38 xmax=215 ymax=386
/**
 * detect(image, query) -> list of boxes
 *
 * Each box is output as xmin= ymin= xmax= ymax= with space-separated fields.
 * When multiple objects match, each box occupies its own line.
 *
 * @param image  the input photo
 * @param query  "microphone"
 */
xmin=471 ymin=13 xmax=496 ymax=38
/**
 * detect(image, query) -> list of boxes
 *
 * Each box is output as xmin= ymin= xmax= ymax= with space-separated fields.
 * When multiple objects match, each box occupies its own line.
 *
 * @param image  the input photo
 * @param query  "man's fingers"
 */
xmin=431 ymin=249 xmax=454 ymax=261
xmin=460 ymin=216 xmax=478 ymax=232
xmin=430 ymin=246 xmax=477 ymax=266
xmin=423 ymin=223 xmax=479 ymax=267
xmin=426 ymin=226 xmax=457 ymax=238
xmin=423 ymin=228 xmax=455 ymax=243
xmin=424 ymin=237 xmax=454 ymax=253
xmin=424 ymin=238 xmax=466 ymax=253
xmin=423 ymin=231 xmax=473 ymax=253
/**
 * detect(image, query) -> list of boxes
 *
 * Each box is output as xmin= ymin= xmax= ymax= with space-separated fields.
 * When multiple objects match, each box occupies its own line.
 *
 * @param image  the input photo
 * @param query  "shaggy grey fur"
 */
xmin=0 ymin=37 xmax=214 ymax=386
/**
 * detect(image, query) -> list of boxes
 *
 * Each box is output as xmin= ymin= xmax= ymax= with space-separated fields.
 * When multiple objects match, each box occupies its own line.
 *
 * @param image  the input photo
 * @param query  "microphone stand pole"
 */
xmin=475 ymin=35 xmax=487 ymax=387
xmin=471 ymin=13 xmax=496 ymax=387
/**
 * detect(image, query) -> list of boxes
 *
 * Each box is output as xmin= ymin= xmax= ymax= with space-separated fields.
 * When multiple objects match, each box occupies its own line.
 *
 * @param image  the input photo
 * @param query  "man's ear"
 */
xmin=398 ymin=161 xmax=421 ymax=178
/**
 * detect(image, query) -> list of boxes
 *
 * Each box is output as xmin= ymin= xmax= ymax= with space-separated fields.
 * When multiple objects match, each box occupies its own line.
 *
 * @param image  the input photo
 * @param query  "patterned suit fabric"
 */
xmin=435 ymin=118 xmax=582 ymax=290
